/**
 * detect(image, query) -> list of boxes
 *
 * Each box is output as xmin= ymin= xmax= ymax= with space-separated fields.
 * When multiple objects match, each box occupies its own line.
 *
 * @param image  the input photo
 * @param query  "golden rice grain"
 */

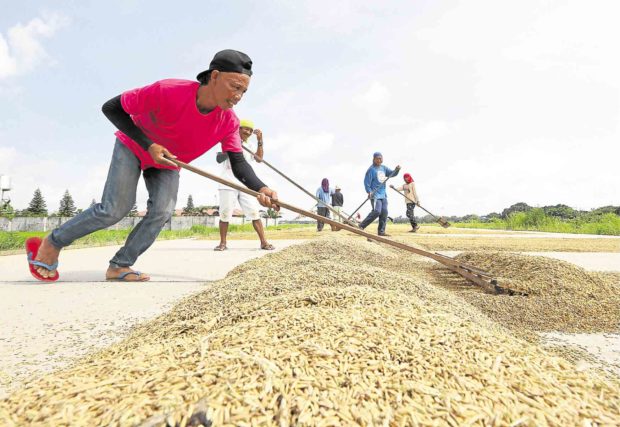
xmin=0 ymin=237 xmax=618 ymax=426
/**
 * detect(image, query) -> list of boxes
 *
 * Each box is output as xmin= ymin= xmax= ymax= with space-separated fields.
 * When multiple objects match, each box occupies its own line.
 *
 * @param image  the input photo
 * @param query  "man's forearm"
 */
xmin=228 ymin=151 xmax=267 ymax=191
xmin=255 ymin=143 xmax=264 ymax=160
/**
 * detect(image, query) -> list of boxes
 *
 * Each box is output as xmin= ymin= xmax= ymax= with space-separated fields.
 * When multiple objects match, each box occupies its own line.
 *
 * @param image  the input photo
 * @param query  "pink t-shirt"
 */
xmin=115 ymin=79 xmax=242 ymax=170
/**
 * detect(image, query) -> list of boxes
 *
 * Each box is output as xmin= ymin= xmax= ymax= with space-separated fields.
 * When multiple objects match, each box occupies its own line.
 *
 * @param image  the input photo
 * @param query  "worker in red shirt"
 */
xmin=26 ymin=50 xmax=278 ymax=282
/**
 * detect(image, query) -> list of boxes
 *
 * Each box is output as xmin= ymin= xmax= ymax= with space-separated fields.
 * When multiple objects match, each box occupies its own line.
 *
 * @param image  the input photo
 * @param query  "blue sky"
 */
xmin=1 ymin=0 xmax=619 ymax=217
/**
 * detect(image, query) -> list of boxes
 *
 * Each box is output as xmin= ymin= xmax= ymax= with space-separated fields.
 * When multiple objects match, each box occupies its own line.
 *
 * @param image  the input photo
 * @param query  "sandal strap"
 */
xmin=27 ymin=252 xmax=59 ymax=270
xmin=117 ymin=271 xmax=142 ymax=280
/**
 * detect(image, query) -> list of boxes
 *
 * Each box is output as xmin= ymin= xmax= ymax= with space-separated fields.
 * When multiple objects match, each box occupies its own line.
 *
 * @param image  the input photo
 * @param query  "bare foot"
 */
xmin=106 ymin=266 xmax=150 ymax=282
xmin=35 ymin=237 xmax=61 ymax=279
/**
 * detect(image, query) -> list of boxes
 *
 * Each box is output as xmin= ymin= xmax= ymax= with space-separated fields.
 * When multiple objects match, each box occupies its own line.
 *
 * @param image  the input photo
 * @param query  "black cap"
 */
xmin=196 ymin=49 xmax=253 ymax=82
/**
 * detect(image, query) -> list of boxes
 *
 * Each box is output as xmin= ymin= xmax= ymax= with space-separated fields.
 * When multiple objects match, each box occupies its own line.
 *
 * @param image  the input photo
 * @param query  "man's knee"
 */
xmin=95 ymin=201 xmax=133 ymax=223
xmin=145 ymin=197 xmax=175 ymax=223
xmin=245 ymin=209 xmax=260 ymax=221
xmin=219 ymin=209 xmax=233 ymax=222
xmin=145 ymin=208 xmax=173 ymax=226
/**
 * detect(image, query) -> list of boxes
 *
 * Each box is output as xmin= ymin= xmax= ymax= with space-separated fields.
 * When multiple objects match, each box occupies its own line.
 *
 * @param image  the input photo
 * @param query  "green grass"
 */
xmin=0 ymin=223 xmax=314 ymax=252
xmin=454 ymin=210 xmax=620 ymax=236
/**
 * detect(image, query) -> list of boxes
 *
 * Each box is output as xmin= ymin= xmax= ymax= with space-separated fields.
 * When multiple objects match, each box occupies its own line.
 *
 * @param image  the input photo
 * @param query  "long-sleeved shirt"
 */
xmin=316 ymin=187 xmax=335 ymax=208
xmin=395 ymin=182 xmax=420 ymax=204
xmin=363 ymin=165 xmax=399 ymax=199
xmin=101 ymin=80 xmax=266 ymax=191
xmin=218 ymin=139 xmax=258 ymax=190
xmin=331 ymin=191 xmax=343 ymax=207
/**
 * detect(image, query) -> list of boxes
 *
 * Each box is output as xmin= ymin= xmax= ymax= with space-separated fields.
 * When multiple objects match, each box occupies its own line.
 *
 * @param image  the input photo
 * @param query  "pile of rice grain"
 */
xmin=445 ymin=251 xmax=620 ymax=333
xmin=456 ymin=251 xmax=608 ymax=296
xmin=1 ymin=237 xmax=619 ymax=426
xmin=407 ymin=234 xmax=620 ymax=253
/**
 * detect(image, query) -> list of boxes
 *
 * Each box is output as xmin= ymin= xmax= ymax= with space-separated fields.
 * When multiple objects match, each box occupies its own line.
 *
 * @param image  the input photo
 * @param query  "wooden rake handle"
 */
xmin=241 ymin=145 xmax=357 ymax=224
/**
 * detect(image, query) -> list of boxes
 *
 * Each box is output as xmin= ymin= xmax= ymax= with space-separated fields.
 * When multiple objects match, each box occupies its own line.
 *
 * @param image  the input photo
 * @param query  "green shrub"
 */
xmin=1 ymin=223 xmax=314 ymax=252
xmin=456 ymin=210 xmax=620 ymax=235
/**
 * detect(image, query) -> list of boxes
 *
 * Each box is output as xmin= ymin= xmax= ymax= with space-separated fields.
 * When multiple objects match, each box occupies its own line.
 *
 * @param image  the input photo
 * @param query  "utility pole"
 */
xmin=0 ymin=175 xmax=11 ymax=207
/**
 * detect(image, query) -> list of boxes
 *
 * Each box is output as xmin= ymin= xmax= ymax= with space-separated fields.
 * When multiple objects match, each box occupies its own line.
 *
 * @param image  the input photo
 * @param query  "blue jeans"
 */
xmin=359 ymin=198 xmax=388 ymax=234
xmin=49 ymin=140 xmax=179 ymax=268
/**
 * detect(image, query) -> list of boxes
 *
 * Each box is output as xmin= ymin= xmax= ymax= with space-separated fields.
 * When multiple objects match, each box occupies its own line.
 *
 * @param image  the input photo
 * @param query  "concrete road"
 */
xmin=0 ymin=239 xmax=303 ymax=397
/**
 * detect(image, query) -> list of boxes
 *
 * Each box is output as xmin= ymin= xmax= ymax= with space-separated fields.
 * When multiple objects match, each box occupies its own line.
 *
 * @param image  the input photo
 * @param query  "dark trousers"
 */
xmin=406 ymin=202 xmax=418 ymax=228
xmin=317 ymin=207 xmax=330 ymax=231
xmin=359 ymin=198 xmax=388 ymax=234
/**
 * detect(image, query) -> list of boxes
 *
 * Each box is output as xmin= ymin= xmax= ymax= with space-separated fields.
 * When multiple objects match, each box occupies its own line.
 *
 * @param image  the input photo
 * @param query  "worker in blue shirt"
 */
xmin=359 ymin=152 xmax=400 ymax=236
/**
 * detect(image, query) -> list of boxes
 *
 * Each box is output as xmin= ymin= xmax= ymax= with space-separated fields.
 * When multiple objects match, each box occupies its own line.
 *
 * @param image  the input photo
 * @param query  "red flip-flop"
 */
xmin=25 ymin=237 xmax=59 ymax=282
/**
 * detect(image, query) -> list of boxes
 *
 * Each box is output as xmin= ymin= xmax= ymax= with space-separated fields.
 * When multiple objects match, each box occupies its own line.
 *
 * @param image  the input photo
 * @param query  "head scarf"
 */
xmin=321 ymin=178 xmax=329 ymax=192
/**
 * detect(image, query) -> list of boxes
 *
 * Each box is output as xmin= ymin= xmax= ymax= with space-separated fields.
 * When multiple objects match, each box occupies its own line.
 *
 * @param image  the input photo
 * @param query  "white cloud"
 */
xmin=267 ymin=132 xmax=335 ymax=162
xmin=0 ymin=146 xmax=18 ymax=166
xmin=0 ymin=12 xmax=69 ymax=79
xmin=279 ymin=1 xmax=394 ymax=37
xmin=353 ymin=81 xmax=390 ymax=114
xmin=0 ymin=144 xmax=109 ymax=212
xmin=2 ymin=2 xmax=618 ymax=219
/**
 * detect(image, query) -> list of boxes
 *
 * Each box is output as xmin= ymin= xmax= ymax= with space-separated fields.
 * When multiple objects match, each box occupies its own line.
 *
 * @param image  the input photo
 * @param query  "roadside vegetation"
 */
xmin=0 ymin=223 xmax=314 ymax=252
xmin=454 ymin=209 xmax=620 ymax=236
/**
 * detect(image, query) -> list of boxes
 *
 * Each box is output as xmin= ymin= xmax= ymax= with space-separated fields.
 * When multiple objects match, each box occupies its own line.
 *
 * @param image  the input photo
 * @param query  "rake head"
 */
xmin=438 ymin=217 xmax=451 ymax=228
xmin=343 ymin=218 xmax=359 ymax=227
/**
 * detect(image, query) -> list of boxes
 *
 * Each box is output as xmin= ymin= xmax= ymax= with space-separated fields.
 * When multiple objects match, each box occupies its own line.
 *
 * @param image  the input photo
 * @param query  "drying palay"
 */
xmin=2 ymin=237 xmax=619 ymax=426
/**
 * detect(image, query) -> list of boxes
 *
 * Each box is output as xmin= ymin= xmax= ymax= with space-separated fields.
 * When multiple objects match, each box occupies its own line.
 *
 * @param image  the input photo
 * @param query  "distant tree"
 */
xmin=501 ymin=202 xmax=532 ymax=219
xmin=26 ymin=188 xmax=48 ymax=217
xmin=128 ymin=204 xmax=139 ymax=217
xmin=58 ymin=190 xmax=77 ymax=217
xmin=461 ymin=214 xmax=480 ymax=223
xmin=182 ymin=195 xmax=195 ymax=215
xmin=543 ymin=204 xmax=577 ymax=219
xmin=589 ymin=205 xmax=620 ymax=216
xmin=417 ymin=214 xmax=434 ymax=224
xmin=261 ymin=208 xmax=281 ymax=226
xmin=264 ymin=208 xmax=280 ymax=219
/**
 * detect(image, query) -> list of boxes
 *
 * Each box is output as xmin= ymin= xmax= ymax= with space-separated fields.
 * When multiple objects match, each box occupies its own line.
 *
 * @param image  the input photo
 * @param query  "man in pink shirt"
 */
xmin=27 ymin=50 xmax=279 ymax=282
